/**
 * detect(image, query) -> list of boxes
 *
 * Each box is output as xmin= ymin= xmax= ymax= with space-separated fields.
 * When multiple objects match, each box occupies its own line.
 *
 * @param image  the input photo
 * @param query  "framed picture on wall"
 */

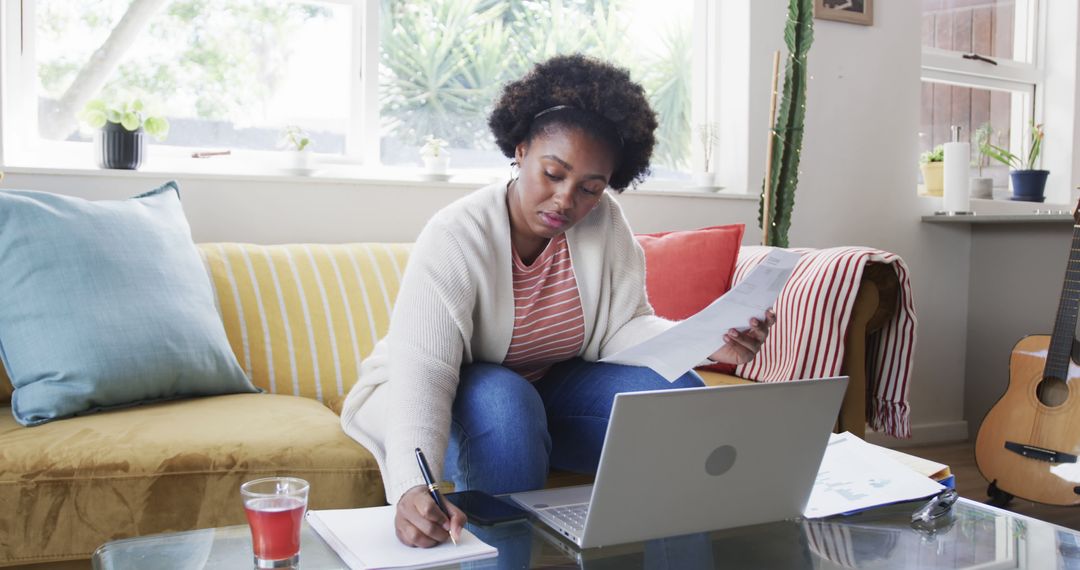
xmin=814 ymin=0 xmax=873 ymax=26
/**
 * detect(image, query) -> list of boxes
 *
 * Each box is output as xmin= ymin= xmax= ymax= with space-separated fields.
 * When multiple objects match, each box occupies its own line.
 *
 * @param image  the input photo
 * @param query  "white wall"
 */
xmin=761 ymin=0 xmax=970 ymax=444
xmin=0 ymin=170 xmax=759 ymax=243
xmin=2 ymin=1 xmax=1007 ymax=446
xmin=1041 ymin=0 xmax=1080 ymax=205
xmin=965 ymin=223 xmax=1073 ymax=433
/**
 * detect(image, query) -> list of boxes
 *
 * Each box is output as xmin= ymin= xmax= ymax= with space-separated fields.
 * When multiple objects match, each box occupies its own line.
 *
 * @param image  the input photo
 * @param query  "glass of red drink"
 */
xmin=241 ymin=477 xmax=310 ymax=568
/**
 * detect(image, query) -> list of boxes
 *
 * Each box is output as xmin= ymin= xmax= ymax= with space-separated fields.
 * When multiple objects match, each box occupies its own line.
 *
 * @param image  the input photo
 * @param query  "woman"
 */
xmin=340 ymin=54 xmax=775 ymax=548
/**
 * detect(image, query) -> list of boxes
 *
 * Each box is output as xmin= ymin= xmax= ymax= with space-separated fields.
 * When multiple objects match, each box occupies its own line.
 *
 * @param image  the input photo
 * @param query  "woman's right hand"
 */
xmin=394 ymin=484 xmax=467 ymax=547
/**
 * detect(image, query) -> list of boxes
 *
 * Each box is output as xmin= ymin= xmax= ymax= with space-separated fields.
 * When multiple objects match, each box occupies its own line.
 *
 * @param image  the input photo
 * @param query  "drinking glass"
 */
xmin=241 ymin=477 xmax=310 ymax=568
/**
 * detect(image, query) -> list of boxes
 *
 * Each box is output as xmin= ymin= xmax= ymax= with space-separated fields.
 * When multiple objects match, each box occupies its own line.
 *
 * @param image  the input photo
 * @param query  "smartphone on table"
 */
xmin=445 ymin=490 xmax=529 ymax=526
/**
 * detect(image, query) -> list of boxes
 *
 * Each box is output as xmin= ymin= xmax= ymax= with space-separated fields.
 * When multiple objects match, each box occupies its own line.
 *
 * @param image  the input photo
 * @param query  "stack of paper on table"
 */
xmin=307 ymin=506 xmax=497 ymax=569
xmin=803 ymin=432 xmax=946 ymax=518
xmin=876 ymin=443 xmax=954 ymax=487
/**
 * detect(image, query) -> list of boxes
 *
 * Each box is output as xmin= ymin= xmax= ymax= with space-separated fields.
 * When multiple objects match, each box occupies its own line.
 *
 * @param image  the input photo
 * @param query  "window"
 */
xmin=8 ymin=0 xmax=705 ymax=180
xmin=919 ymin=83 xmax=1021 ymax=188
xmin=378 ymin=0 xmax=693 ymax=175
xmin=919 ymin=0 xmax=1040 ymax=190
xmin=33 ymin=0 xmax=353 ymax=153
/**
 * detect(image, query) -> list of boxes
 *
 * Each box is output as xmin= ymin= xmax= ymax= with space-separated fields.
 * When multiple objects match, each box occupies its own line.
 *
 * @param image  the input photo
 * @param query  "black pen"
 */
xmin=415 ymin=447 xmax=457 ymax=545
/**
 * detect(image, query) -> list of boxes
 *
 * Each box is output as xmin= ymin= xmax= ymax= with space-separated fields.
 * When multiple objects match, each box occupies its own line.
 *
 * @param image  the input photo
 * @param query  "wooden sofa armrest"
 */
xmin=837 ymin=262 xmax=898 ymax=437
xmin=698 ymin=263 xmax=900 ymax=439
xmin=861 ymin=262 xmax=900 ymax=332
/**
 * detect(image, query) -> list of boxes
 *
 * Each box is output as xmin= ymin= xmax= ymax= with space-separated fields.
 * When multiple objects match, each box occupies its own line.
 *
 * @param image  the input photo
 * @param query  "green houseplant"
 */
xmin=280 ymin=125 xmax=311 ymax=152
xmin=919 ymin=144 xmax=945 ymax=197
xmin=980 ymin=121 xmax=1047 ymax=202
xmin=279 ymin=125 xmax=314 ymax=173
xmin=79 ymin=99 xmax=169 ymax=170
xmin=970 ymin=123 xmax=994 ymax=199
xmin=693 ymin=122 xmax=721 ymax=190
xmin=420 ymin=135 xmax=451 ymax=179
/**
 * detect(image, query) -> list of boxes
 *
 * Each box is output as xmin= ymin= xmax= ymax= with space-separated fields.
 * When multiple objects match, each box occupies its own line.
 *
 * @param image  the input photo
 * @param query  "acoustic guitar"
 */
xmin=975 ymin=199 xmax=1080 ymax=506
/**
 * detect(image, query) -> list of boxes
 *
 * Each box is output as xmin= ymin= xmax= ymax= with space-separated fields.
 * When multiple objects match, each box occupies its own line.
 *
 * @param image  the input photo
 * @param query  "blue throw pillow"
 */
xmin=0 ymin=181 xmax=259 ymax=426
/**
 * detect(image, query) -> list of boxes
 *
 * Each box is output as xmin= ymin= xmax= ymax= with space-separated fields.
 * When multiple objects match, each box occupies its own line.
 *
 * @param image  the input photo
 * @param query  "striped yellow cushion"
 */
xmin=198 ymin=243 xmax=411 ymax=403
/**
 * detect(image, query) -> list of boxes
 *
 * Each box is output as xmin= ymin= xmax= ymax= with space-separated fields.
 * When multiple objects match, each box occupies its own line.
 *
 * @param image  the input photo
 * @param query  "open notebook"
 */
xmin=307 ymin=506 xmax=497 ymax=569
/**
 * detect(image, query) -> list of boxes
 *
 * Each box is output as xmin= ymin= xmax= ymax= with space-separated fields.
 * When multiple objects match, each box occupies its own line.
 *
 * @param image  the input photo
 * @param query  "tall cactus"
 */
xmin=760 ymin=0 xmax=814 ymax=247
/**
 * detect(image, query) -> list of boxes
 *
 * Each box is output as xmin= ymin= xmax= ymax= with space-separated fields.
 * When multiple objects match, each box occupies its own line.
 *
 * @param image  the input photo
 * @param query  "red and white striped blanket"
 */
xmin=732 ymin=246 xmax=917 ymax=438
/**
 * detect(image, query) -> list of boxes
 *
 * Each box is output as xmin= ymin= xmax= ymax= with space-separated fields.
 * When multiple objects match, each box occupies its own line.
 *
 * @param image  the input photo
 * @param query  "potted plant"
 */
xmin=79 ymin=99 xmax=169 ymax=170
xmin=970 ymin=123 xmax=994 ymax=199
xmin=981 ymin=121 xmax=1047 ymax=202
xmin=420 ymin=135 xmax=450 ymax=178
xmin=279 ymin=125 xmax=313 ymax=173
xmin=919 ymin=144 xmax=945 ymax=197
xmin=694 ymin=122 xmax=721 ymax=190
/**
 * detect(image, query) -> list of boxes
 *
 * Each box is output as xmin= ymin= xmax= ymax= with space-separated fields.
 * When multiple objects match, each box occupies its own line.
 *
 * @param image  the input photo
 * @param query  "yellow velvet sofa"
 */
xmin=0 ymin=242 xmax=897 ymax=567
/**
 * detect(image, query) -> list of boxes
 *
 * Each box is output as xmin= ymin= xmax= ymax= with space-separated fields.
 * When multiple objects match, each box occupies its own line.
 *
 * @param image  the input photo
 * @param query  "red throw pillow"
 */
xmin=635 ymin=224 xmax=745 ymax=374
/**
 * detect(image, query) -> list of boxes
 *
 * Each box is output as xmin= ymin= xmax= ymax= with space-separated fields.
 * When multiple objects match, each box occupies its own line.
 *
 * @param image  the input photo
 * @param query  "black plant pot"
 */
xmin=1009 ymin=169 xmax=1049 ymax=202
xmin=96 ymin=122 xmax=145 ymax=170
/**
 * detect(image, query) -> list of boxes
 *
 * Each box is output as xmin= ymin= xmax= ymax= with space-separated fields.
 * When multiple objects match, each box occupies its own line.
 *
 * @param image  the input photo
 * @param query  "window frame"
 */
xmin=918 ymin=0 xmax=1043 ymax=173
xmin=2 ymin=0 xmax=720 ymax=186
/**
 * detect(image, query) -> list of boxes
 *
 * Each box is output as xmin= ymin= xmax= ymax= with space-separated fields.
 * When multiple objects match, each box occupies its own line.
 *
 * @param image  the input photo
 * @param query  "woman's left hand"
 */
xmin=708 ymin=309 xmax=776 ymax=365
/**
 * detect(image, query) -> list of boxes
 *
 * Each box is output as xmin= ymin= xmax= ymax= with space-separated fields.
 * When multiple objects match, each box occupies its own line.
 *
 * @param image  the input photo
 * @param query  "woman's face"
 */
xmin=508 ymin=127 xmax=617 ymax=255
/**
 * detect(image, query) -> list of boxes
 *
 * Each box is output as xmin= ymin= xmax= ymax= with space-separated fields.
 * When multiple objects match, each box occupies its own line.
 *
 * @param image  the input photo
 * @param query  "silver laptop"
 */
xmin=509 ymin=377 xmax=848 ymax=549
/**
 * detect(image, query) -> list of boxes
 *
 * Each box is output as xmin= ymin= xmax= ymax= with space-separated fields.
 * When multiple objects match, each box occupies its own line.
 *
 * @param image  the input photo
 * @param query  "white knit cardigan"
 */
xmin=340 ymin=181 xmax=674 ymax=504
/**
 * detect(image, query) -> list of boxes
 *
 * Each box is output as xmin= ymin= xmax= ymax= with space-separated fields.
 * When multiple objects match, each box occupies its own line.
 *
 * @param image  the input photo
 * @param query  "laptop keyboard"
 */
xmin=544 ymin=503 xmax=589 ymax=535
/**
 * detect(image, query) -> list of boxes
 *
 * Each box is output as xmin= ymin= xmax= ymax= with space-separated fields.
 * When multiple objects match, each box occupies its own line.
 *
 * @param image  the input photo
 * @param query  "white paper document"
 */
xmin=601 ymin=249 xmax=801 ymax=381
xmin=307 ymin=506 xmax=498 ymax=569
xmin=803 ymin=432 xmax=945 ymax=518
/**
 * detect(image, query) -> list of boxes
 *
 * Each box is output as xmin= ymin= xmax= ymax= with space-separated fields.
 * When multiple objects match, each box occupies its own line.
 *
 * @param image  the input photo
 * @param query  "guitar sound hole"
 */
xmin=1037 ymin=377 xmax=1070 ymax=408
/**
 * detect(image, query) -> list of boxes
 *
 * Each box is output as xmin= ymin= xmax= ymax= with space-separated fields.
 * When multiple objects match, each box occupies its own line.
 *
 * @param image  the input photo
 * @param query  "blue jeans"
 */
xmin=443 ymin=358 xmax=704 ymax=495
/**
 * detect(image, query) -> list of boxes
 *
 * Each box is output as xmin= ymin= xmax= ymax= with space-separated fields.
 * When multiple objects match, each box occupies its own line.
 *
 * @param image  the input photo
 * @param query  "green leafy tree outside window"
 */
xmin=38 ymin=0 xmax=692 ymax=171
xmin=379 ymin=0 xmax=693 ymax=170
xmin=38 ymin=0 xmax=329 ymax=141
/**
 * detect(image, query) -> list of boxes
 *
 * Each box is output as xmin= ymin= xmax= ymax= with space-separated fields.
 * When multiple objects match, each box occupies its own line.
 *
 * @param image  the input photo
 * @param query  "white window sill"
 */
xmin=1 ymin=149 xmax=755 ymax=201
xmin=918 ymin=190 xmax=1073 ymax=224
xmin=922 ymin=212 xmax=1073 ymax=224
xmin=918 ymin=185 xmax=1072 ymax=212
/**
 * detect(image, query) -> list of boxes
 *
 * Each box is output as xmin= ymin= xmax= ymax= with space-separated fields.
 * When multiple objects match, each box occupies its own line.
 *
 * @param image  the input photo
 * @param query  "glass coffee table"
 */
xmin=94 ymin=498 xmax=1080 ymax=569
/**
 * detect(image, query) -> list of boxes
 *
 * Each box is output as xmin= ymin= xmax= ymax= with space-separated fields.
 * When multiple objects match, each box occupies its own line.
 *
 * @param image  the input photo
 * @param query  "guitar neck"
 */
xmin=1047 ymin=226 xmax=1080 ymax=380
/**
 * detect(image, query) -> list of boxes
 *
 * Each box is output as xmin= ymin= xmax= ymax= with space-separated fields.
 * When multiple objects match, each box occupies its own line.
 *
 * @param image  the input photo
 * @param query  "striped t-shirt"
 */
xmin=503 ymin=234 xmax=585 ymax=381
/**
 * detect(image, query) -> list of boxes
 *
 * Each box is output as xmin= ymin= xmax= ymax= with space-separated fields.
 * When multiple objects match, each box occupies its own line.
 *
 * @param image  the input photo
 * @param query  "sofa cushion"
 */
xmin=0 ymin=183 xmax=258 ymax=426
xmin=198 ymin=243 xmax=411 ymax=404
xmin=635 ymin=224 xmax=745 ymax=373
xmin=0 ymin=393 xmax=384 ymax=565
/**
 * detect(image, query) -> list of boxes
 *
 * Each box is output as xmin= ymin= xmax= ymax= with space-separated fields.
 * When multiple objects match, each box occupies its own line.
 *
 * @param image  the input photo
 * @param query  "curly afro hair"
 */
xmin=488 ymin=54 xmax=658 ymax=191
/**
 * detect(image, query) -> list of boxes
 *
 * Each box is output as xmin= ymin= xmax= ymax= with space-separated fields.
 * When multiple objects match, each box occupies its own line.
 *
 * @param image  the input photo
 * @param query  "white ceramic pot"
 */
xmin=423 ymin=155 xmax=450 ymax=175
xmin=291 ymin=149 xmax=311 ymax=170
xmin=692 ymin=172 xmax=718 ymax=189
xmin=970 ymin=177 xmax=993 ymax=199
